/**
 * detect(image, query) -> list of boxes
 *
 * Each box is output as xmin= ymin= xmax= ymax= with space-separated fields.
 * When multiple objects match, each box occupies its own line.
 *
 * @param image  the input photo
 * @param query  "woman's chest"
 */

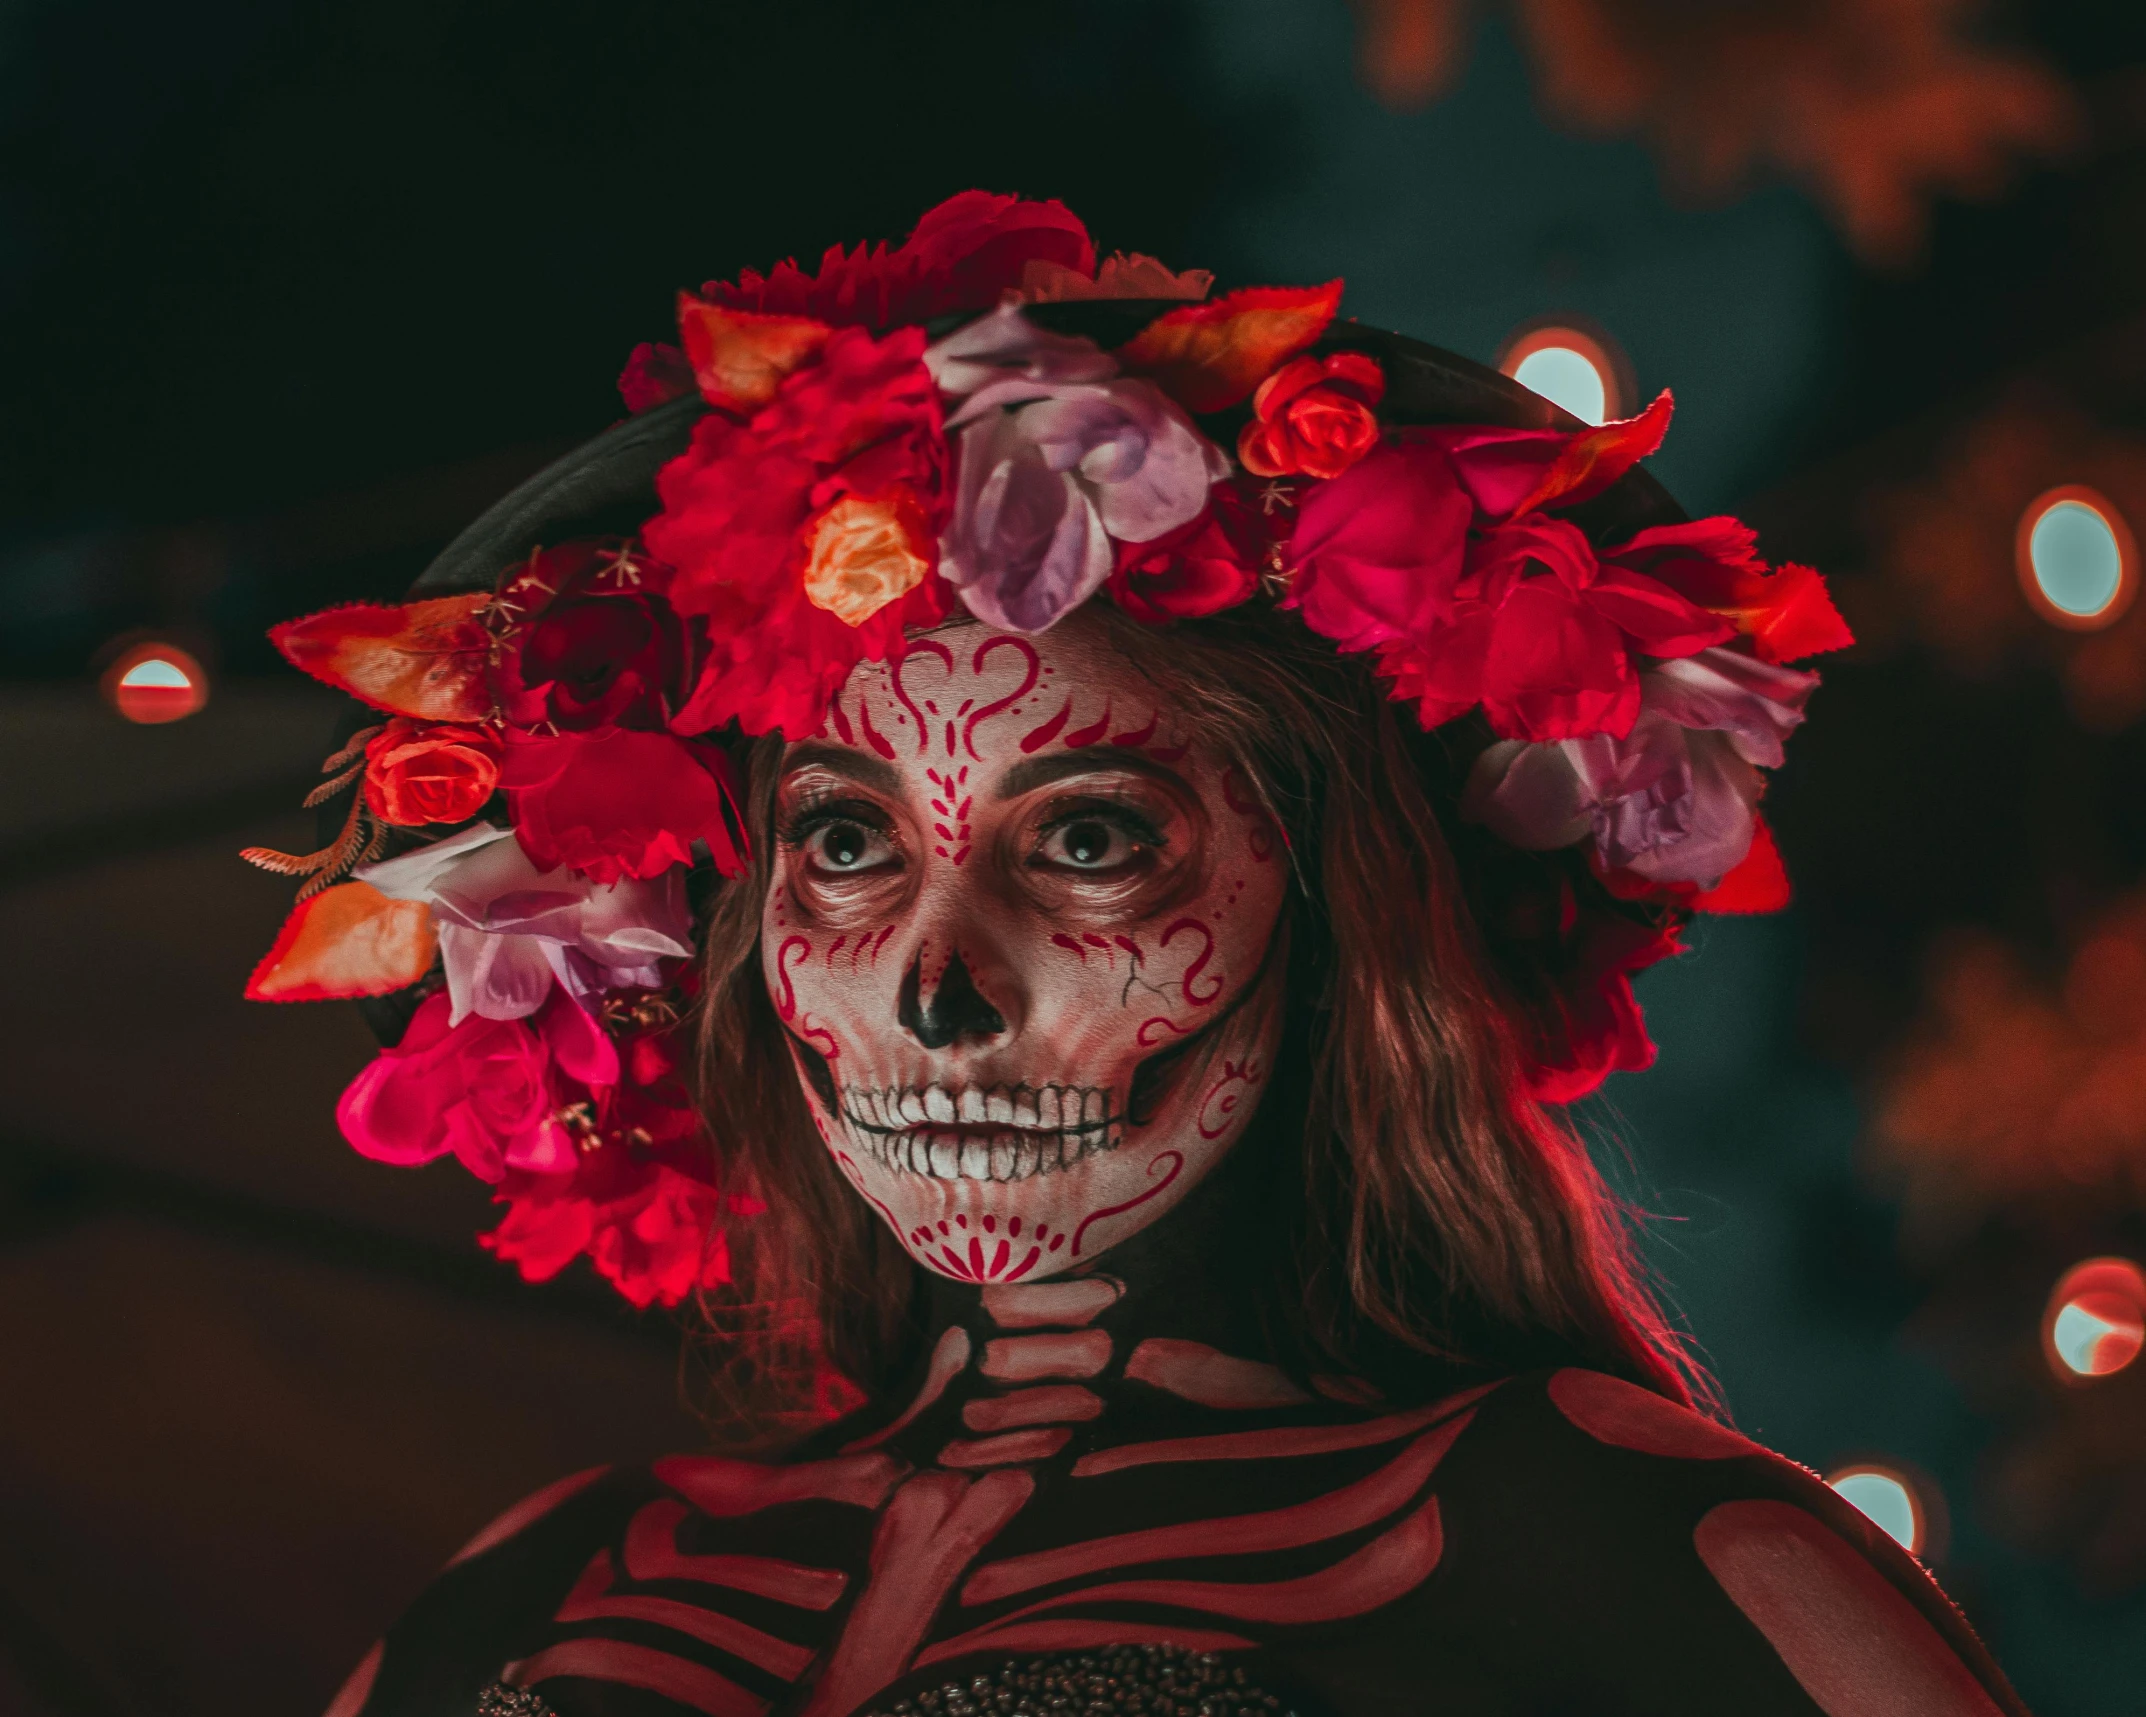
xmin=499 ymin=1387 xmax=1487 ymax=1717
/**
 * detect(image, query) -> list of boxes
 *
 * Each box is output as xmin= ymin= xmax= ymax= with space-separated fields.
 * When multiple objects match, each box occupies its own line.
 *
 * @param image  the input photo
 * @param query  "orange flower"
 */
xmin=363 ymin=720 xmax=501 ymax=827
xmin=800 ymin=494 xmax=932 ymax=626
xmin=1238 ymin=352 xmax=1386 ymax=480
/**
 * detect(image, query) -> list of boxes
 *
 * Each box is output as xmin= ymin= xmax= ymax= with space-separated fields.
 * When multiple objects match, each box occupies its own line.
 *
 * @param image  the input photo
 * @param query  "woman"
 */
xmin=249 ymin=195 xmax=2026 ymax=1715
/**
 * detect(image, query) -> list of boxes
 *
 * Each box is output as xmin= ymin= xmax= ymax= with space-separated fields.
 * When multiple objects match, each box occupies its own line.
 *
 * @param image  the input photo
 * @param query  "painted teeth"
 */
xmin=855 ymin=1124 xmax=1122 ymax=1182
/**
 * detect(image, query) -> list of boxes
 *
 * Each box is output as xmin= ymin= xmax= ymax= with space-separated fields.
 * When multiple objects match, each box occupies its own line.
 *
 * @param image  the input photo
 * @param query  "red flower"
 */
xmin=491 ymin=542 xmax=695 ymax=732
xmin=701 ymin=190 xmax=1093 ymax=329
xmin=1106 ymin=483 xmax=1267 ymax=622
xmin=648 ymin=324 xmax=951 ymax=739
xmin=502 ymin=727 xmax=746 ymax=883
xmin=1285 ymin=440 xmax=1475 ymax=654
xmin=1600 ymin=518 xmax=1853 ymax=664
xmin=484 ymin=1152 xmax=733 ymax=1309
xmin=1237 ymin=352 xmax=1385 ymax=479
xmin=1526 ymin=910 xmax=1683 ymax=1104
xmin=362 ymin=719 xmax=501 ymax=827
xmin=618 ymin=341 xmax=694 ymax=413
xmin=335 ymin=989 xmax=618 ymax=1181
xmin=1384 ymin=516 xmax=1734 ymax=741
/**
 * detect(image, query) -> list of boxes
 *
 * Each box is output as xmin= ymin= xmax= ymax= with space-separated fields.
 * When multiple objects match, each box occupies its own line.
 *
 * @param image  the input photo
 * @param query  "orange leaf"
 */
xmin=1509 ymin=390 xmax=1674 ymax=519
xmin=676 ymin=297 xmax=831 ymax=414
xmin=271 ymin=594 xmax=493 ymax=721
xmin=1692 ymin=817 xmax=1791 ymax=915
xmin=1116 ymin=281 xmax=1344 ymax=413
xmin=245 ymin=880 xmax=437 ymax=1002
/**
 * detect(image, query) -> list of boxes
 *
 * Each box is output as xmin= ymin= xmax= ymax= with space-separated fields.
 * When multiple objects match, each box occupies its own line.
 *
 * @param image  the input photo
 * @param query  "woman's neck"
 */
xmin=830 ymin=1119 xmax=1369 ymax=1465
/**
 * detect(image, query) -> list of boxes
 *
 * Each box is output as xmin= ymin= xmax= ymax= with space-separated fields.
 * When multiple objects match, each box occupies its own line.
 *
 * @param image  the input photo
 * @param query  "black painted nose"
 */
xmin=898 ymin=950 xmax=1006 ymax=1050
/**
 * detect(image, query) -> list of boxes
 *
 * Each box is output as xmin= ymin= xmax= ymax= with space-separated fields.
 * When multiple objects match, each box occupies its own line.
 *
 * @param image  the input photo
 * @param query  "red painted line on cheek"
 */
xmin=1050 ymin=933 xmax=1088 ymax=962
xmin=1136 ymin=1016 xmax=1191 ymax=1046
xmin=1160 ymin=918 xmax=1222 ymax=1005
xmin=835 ymin=1152 xmax=901 ymax=1231
xmin=1018 ymin=695 xmax=1072 ymax=754
xmin=775 ymin=936 xmax=811 ymax=1020
xmin=1071 ymin=1150 xmax=1184 ymax=1257
xmin=803 ymin=1020 xmax=840 ymax=1061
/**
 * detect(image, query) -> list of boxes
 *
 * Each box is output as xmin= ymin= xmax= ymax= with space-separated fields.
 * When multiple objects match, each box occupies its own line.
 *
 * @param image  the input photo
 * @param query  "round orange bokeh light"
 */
xmin=1498 ymin=322 xmax=1627 ymax=426
xmin=101 ymin=641 xmax=209 ymax=725
xmin=2015 ymin=485 xmax=2137 ymax=632
xmin=2042 ymin=1257 xmax=2146 ymax=1382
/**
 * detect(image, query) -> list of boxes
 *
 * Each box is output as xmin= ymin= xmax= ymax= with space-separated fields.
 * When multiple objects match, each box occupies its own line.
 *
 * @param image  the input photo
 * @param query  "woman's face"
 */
xmin=762 ymin=614 xmax=1288 ymax=1283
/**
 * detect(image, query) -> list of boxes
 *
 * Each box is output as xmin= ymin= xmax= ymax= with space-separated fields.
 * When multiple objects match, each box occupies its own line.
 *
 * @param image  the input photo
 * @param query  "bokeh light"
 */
xmin=101 ymin=641 xmax=209 ymax=724
xmin=2016 ymin=486 xmax=2135 ymax=629
xmin=2043 ymin=1258 xmax=2146 ymax=1381
xmin=1499 ymin=324 xmax=1621 ymax=425
xmin=1826 ymin=1464 xmax=1924 ymax=1554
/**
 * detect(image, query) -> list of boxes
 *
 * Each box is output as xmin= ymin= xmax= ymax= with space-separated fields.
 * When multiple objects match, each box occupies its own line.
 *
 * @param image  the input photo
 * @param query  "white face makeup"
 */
xmin=762 ymin=613 xmax=1289 ymax=1284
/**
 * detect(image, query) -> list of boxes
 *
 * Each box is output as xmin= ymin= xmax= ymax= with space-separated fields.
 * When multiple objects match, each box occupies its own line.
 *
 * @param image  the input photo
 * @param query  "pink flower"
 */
xmin=928 ymin=306 xmax=1230 ymax=633
xmin=336 ymin=988 xmax=618 ymax=1181
xmin=358 ymin=824 xmax=693 ymax=1023
xmin=1284 ymin=441 xmax=1474 ymax=652
xmin=1464 ymin=647 xmax=1819 ymax=886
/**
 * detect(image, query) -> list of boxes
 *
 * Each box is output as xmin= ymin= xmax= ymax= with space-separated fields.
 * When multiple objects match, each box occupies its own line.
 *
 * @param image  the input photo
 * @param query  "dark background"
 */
xmin=6 ymin=2 xmax=2146 ymax=1711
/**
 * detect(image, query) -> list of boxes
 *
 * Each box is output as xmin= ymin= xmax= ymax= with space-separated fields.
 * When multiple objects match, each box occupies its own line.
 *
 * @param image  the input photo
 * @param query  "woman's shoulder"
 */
xmin=1416 ymin=1367 xmax=2028 ymax=1716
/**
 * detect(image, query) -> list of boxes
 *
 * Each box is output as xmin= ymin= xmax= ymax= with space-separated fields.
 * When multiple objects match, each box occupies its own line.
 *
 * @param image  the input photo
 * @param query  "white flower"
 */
xmin=357 ymin=824 xmax=692 ymax=1024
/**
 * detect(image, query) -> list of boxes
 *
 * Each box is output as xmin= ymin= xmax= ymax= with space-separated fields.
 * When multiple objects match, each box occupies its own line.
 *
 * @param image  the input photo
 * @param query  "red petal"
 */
xmin=1747 ymin=562 xmax=1854 ymax=663
xmin=1586 ymin=568 xmax=1737 ymax=657
xmin=1117 ymin=281 xmax=1344 ymax=412
xmin=246 ymin=881 xmax=437 ymax=1002
xmin=270 ymin=595 xmax=493 ymax=721
xmin=676 ymin=298 xmax=831 ymax=414
xmin=1692 ymin=816 xmax=1792 ymax=913
xmin=1509 ymin=390 xmax=1674 ymax=518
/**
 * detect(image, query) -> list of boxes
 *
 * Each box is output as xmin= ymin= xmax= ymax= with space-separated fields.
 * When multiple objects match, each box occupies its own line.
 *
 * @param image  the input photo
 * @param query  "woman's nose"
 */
xmin=897 ymin=949 xmax=1007 ymax=1050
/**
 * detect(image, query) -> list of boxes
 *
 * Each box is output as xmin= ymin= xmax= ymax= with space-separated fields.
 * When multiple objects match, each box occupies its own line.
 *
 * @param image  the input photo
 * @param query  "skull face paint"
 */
xmin=763 ymin=612 xmax=1288 ymax=1282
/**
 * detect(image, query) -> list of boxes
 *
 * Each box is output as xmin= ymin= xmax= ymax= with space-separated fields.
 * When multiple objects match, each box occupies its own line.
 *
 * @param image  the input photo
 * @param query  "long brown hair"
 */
xmin=691 ymin=601 xmax=1710 ymax=1440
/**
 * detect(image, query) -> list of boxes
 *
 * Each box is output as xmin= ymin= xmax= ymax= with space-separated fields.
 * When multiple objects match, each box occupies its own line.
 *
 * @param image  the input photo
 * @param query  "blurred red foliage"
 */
xmin=1351 ymin=0 xmax=2078 ymax=263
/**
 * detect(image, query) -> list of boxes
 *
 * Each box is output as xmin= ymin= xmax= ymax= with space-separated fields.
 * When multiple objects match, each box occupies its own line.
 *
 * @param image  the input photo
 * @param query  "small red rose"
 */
xmin=363 ymin=720 xmax=501 ymax=827
xmin=1237 ymin=352 xmax=1385 ymax=480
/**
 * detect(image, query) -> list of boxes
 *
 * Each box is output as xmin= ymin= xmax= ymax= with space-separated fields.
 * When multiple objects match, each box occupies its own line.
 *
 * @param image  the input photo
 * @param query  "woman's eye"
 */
xmin=805 ymin=820 xmax=893 ymax=873
xmin=1036 ymin=817 xmax=1143 ymax=872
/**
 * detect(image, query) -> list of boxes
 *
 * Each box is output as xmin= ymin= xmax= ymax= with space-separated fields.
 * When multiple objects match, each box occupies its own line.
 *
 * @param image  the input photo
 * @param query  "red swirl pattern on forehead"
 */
xmin=962 ymin=635 xmax=1042 ymax=759
xmin=1063 ymin=701 xmax=1112 ymax=748
xmin=890 ymin=638 xmax=955 ymax=756
xmin=858 ymin=698 xmax=898 ymax=759
xmin=1018 ymin=696 xmax=1073 ymax=753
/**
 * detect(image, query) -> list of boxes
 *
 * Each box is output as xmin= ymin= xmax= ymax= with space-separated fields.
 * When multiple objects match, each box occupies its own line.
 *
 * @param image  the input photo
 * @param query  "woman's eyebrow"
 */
xmin=995 ymin=750 xmax=1185 ymax=800
xmin=779 ymin=743 xmax=903 ymax=796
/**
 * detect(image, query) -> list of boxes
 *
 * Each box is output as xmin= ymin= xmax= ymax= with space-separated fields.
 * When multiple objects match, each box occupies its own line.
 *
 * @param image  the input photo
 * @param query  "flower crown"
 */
xmin=241 ymin=193 xmax=1850 ymax=1309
